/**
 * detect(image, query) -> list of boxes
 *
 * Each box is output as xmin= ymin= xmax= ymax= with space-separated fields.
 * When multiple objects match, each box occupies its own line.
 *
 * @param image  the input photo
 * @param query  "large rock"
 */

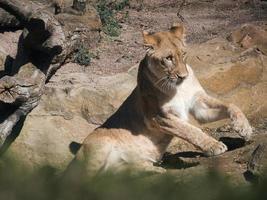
xmin=5 ymin=64 xmax=136 ymax=170
xmin=0 ymin=31 xmax=21 ymax=75
xmin=55 ymin=3 xmax=102 ymax=49
xmin=227 ymin=24 xmax=267 ymax=55
xmin=187 ymin=25 xmax=267 ymax=121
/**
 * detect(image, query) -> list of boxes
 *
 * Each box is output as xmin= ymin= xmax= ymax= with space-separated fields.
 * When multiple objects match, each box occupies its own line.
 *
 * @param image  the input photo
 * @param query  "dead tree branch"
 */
xmin=0 ymin=0 xmax=73 ymax=146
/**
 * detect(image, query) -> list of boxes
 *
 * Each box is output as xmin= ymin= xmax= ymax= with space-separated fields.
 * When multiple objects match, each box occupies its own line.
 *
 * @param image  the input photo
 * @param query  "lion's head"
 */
xmin=142 ymin=23 xmax=188 ymax=93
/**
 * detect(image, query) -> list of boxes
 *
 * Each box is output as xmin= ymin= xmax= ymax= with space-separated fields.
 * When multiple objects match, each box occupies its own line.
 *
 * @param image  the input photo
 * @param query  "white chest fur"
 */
xmin=162 ymin=65 xmax=204 ymax=121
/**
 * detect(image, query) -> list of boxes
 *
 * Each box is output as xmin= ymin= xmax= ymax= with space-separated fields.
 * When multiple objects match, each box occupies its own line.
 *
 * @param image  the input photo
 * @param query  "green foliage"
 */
xmin=114 ymin=0 xmax=130 ymax=11
xmin=96 ymin=0 xmax=129 ymax=37
xmin=74 ymin=43 xmax=92 ymax=66
xmin=102 ymin=17 xmax=120 ymax=37
xmin=0 ymin=157 xmax=267 ymax=200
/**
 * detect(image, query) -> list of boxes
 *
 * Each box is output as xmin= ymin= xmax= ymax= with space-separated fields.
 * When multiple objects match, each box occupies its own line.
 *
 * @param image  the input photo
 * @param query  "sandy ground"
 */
xmin=85 ymin=0 xmax=267 ymax=75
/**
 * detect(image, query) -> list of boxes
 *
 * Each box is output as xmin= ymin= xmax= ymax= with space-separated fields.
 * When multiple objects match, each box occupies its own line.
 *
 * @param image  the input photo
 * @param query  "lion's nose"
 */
xmin=177 ymin=73 xmax=187 ymax=79
xmin=172 ymin=64 xmax=188 ymax=80
xmin=175 ymin=72 xmax=188 ymax=80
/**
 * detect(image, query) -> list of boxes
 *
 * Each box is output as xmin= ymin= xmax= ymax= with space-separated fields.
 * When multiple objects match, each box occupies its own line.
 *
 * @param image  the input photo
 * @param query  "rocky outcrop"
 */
xmin=227 ymin=24 xmax=267 ymax=55
xmin=0 ymin=31 xmax=20 ymax=75
xmin=5 ymin=64 xmax=136 ymax=170
xmin=187 ymin=25 xmax=267 ymax=121
xmin=3 ymin=25 xmax=267 ymax=176
xmin=0 ymin=0 xmax=102 ymax=169
xmin=55 ymin=1 xmax=102 ymax=49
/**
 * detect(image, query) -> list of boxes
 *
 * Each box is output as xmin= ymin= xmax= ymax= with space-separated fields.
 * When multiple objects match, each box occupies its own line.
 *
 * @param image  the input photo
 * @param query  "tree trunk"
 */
xmin=0 ymin=0 xmax=89 ymax=147
xmin=0 ymin=8 xmax=21 ymax=29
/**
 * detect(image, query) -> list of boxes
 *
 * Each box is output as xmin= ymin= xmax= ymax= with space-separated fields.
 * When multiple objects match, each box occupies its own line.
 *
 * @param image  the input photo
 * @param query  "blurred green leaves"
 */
xmin=97 ymin=0 xmax=130 ymax=37
xmin=0 ymin=157 xmax=267 ymax=200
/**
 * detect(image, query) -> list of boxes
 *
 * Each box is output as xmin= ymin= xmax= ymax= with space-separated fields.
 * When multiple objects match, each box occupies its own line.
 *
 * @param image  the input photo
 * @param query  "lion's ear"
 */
xmin=170 ymin=23 xmax=185 ymax=39
xmin=142 ymin=31 xmax=157 ymax=47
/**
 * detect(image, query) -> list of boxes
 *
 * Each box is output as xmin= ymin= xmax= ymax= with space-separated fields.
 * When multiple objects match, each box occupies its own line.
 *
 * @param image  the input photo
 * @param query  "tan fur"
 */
xmin=75 ymin=24 xmax=253 ymax=175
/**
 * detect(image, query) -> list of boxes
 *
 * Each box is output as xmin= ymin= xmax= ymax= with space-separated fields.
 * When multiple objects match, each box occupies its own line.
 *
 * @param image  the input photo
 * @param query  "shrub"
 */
xmin=74 ymin=43 xmax=92 ymax=66
xmin=96 ymin=0 xmax=129 ymax=37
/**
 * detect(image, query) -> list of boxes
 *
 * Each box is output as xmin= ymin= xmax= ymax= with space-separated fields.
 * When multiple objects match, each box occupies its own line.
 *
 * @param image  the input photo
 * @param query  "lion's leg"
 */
xmin=152 ymin=115 xmax=227 ymax=156
xmin=191 ymin=92 xmax=253 ymax=141
xmin=75 ymin=142 xmax=166 ymax=176
xmin=129 ymin=162 xmax=166 ymax=174
xmin=74 ymin=142 xmax=118 ymax=176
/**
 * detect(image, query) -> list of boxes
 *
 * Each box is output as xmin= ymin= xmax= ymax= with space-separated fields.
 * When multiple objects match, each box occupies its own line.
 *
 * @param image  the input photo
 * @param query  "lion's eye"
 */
xmin=166 ymin=55 xmax=173 ymax=61
xmin=162 ymin=55 xmax=173 ymax=67
xmin=144 ymin=44 xmax=154 ymax=52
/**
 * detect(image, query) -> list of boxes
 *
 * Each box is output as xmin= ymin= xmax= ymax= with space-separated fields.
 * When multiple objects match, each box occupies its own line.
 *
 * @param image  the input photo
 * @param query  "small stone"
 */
xmin=63 ymin=112 xmax=74 ymax=120
xmin=216 ymin=124 xmax=231 ymax=132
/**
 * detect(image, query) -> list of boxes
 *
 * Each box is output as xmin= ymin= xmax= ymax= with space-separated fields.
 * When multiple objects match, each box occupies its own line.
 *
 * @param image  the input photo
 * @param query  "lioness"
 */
xmin=75 ymin=24 xmax=252 ymax=174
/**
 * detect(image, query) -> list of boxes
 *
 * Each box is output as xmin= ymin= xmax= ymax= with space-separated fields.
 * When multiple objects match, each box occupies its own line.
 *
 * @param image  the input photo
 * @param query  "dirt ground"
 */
xmin=86 ymin=0 xmax=267 ymax=75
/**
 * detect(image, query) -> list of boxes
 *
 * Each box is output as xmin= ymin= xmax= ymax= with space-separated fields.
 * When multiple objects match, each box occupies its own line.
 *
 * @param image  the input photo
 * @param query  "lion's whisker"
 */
xmin=161 ymin=80 xmax=167 ymax=92
xmin=155 ymin=76 xmax=167 ymax=86
xmin=160 ymin=78 xmax=167 ymax=91
xmin=163 ymin=79 xmax=169 ymax=92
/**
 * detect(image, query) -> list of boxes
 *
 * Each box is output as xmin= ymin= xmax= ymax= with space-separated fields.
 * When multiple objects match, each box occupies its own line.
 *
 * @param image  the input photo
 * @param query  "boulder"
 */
xmin=55 ymin=3 xmax=102 ymax=49
xmin=0 ymin=31 xmax=21 ymax=75
xmin=227 ymin=24 xmax=267 ymax=55
xmin=5 ymin=63 xmax=136 ymax=170
xmin=187 ymin=27 xmax=267 ymax=121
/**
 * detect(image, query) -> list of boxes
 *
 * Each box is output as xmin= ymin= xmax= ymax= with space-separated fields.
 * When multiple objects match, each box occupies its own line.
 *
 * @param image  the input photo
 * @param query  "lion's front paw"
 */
xmin=232 ymin=117 xmax=253 ymax=141
xmin=203 ymin=141 xmax=228 ymax=157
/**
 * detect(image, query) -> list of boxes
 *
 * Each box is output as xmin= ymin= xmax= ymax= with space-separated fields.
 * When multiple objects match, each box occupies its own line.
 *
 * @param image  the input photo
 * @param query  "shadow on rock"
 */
xmin=0 ymin=116 xmax=25 ymax=155
xmin=243 ymin=170 xmax=259 ymax=184
xmin=219 ymin=137 xmax=246 ymax=151
xmin=158 ymin=152 xmax=201 ymax=170
xmin=69 ymin=141 xmax=82 ymax=155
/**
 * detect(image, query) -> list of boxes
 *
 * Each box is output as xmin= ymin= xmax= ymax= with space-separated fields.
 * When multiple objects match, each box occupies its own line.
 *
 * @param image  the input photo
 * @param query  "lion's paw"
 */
xmin=232 ymin=117 xmax=253 ymax=141
xmin=204 ymin=141 xmax=228 ymax=157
